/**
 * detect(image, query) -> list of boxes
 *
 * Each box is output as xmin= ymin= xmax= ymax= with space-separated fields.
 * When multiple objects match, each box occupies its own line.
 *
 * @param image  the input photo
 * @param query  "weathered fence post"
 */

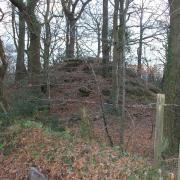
xmin=154 ymin=94 xmax=165 ymax=165
xmin=178 ymin=144 xmax=180 ymax=180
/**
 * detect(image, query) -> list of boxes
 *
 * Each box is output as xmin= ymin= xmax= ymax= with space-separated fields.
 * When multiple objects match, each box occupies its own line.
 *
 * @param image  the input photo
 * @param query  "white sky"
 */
xmin=0 ymin=0 xmax=169 ymax=70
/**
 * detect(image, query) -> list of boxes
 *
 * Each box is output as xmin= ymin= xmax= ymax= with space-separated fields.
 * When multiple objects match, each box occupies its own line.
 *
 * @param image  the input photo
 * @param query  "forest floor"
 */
xmin=0 ymin=123 xmax=152 ymax=179
xmin=0 ymin=60 xmax=177 ymax=179
xmin=48 ymin=60 xmax=157 ymax=156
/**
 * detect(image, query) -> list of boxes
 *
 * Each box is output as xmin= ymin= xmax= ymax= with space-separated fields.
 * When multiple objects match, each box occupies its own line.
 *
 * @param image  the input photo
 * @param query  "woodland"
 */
xmin=0 ymin=0 xmax=180 ymax=179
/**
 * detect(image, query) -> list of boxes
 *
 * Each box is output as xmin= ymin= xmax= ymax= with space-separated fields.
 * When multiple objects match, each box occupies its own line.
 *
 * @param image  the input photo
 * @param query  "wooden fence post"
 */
xmin=154 ymin=94 xmax=165 ymax=165
xmin=178 ymin=144 xmax=180 ymax=180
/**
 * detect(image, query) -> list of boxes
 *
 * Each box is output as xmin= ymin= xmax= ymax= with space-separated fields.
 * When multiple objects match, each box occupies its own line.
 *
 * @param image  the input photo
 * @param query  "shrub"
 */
xmin=10 ymin=88 xmax=42 ymax=117
xmin=35 ymin=113 xmax=66 ymax=132
xmin=0 ymin=124 xmax=22 ymax=155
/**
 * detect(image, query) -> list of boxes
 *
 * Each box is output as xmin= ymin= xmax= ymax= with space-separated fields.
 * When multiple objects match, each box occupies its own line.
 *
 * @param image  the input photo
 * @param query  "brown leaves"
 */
xmin=0 ymin=127 xmax=175 ymax=179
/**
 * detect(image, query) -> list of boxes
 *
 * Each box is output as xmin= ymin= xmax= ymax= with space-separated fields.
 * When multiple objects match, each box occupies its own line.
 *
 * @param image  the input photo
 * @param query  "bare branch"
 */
xmin=0 ymin=8 xmax=4 ymax=22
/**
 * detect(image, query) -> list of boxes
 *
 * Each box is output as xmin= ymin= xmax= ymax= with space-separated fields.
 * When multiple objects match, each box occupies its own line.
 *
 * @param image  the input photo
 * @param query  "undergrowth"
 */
xmin=0 ymin=117 xmax=172 ymax=179
xmin=0 ymin=97 xmax=172 ymax=179
xmin=0 ymin=106 xmax=174 ymax=179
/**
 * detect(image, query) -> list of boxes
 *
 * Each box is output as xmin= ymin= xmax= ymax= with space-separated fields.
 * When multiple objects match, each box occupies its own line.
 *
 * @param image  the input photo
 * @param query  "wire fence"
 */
xmin=3 ymin=62 xmax=180 ymax=177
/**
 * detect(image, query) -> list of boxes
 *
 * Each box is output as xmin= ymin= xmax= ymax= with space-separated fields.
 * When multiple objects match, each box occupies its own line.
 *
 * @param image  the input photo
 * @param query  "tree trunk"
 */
xmin=137 ymin=8 xmax=143 ymax=78
xmin=119 ymin=0 xmax=126 ymax=147
xmin=102 ymin=0 xmax=109 ymax=76
xmin=65 ymin=19 xmax=70 ymax=57
xmin=112 ymin=0 xmax=120 ymax=111
xmin=43 ymin=23 xmax=50 ymax=71
xmin=9 ymin=0 xmax=41 ymax=85
xmin=163 ymin=0 xmax=180 ymax=153
xmin=76 ymin=26 xmax=80 ymax=57
xmin=68 ymin=19 xmax=76 ymax=58
xmin=11 ymin=5 xmax=18 ymax=51
xmin=27 ymin=0 xmax=41 ymax=84
xmin=97 ymin=23 xmax=101 ymax=58
xmin=61 ymin=0 xmax=91 ymax=59
xmin=43 ymin=0 xmax=51 ymax=72
xmin=28 ymin=24 xmax=41 ymax=84
xmin=15 ymin=11 xmax=27 ymax=82
xmin=0 ymin=38 xmax=8 ymax=110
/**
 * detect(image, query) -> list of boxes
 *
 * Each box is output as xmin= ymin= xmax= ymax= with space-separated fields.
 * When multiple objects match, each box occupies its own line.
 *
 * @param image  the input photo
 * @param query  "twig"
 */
xmin=0 ymin=8 xmax=4 ymax=22
xmin=88 ymin=63 xmax=113 ymax=147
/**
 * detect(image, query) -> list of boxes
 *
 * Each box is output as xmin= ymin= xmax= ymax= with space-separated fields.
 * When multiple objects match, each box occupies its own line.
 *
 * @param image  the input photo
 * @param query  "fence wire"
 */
xmin=3 ymin=62 xmax=180 ymax=177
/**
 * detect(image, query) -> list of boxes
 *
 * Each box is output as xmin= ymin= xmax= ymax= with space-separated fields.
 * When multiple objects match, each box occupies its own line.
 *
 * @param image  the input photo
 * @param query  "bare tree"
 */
xmin=112 ymin=0 xmax=120 ymax=111
xmin=136 ymin=0 xmax=144 ymax=77
xmin=163 ymin=0 xmax=180 ymax=153
xmin=9 ymin=0 xmax=41 ymax=84
xmin=84 ymin=3 xmax=102 ymax=58
xmin=42 ymin=0 xmax=51 ymax=72
xmin=102 ymin=0 xmax=109 ymax=76
xmin=0 ymin=9 xmax=8 ymax=111
xmin=61 ymin=0 xmax=92 ymax=58
xmin=112 ymin=0 xmax=132 ymax=146
xmin=13 ymin=3 xmax=27 ymax=81
xmin=128 ymin=0 xmax=168 ymax=77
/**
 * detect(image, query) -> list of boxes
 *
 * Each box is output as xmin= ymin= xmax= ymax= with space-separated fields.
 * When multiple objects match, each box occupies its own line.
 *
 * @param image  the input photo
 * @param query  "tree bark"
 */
xmin=0 ymin=38 xmax=8 ymax=110
xmin=65 ymin=18 xmax=70 ymax=57
xmin=9 ymin=0 xmax=41 ymax=85
xmin=43 ymin=0 xmax=51 ymax=72
xmin=112 ymin=0 xmax=120 ymax=111
xmin=11 ymin=5 xmax=18 ymax=51
xmin=163 ymin=0 xmax=180 ymax=153
xmin=119 ymin=0 xmax=126 ymax=147
xmin=15 ymin=10 xmax=27 ymax=81
xmin=61 ymin=0 xmax=91 ymax=59
xmin=102 ymin=0 xmax=109 ymax=76
xmin=97 ymin=23 xmax=101 ymax=58
xmin=65 ymin=17 xmax=76 ymax=58
xmin=112 ymin=0 xmax=128 ymax=147
xmin=43 ymin=23 xmax=51 ymax=71
xmin=69 ymin=19 xmax=76 ymax=58
xmin=28 ymin=25 xmax=41 ymax=84
xmin=137 ymin=8 xmax=143 ymax=78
